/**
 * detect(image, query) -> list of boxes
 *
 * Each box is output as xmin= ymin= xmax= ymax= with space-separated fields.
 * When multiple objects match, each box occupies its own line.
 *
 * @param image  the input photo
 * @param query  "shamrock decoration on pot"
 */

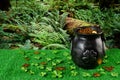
xmin=71 ymin=26 xmax=105 ymax=69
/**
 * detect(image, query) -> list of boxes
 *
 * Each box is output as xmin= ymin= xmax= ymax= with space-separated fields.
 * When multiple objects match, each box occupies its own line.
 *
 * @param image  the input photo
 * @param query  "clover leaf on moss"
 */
xmin=104 ymin=55 xmax=108 ymax=59
xmin=71 ymin=71 xmax=78 ymax=76
xmin=52 ymin=50 xmax=58 ymax=54
xmin=70 ymin=65 xmax=76 ymax=70
xmin=63 ymin=52 xmax=69 ymax=56
xmin=111 ymin=72 xmax=119 ymax=77
xmin=37 ymin=65 xmax=45 ymax=69
xmin=46 ymin=67 xmax=52 ymax=71
xmin=32 ymin=63 xmax=39 ymax=66
xmin=41 ymin=52 xmax=46 ymax=55
xmin=116 ymin=61 xmax=120 ymax=65
xmin=102 ymin=59 xmax=108 ymax=64
xmin=67 ymin=62 xmax=72 ymax=65
xmin=56 ymin=59 xmax=62 ymax=64
xmin=67 ymin=56 xmax=72 ymax=60
xmin=46 ymin=58 xmax=52 ymax=61
xmin=40 ymin=72 xmax=47 ymax=77
xmin=52 ymin=70 xmax=63 ymax=78
xmin=97 ymin=68 xmax=105 ymax=72
xmin=21 ymin=67 xmax=28 ymax=72
xmin=29 ymin=70 xmax=35 ymax=75
xmin=82 ymin=72 xmax=91 ymax=77
xmin=97 ymin=68 xmax=106 ymax=75
xmin=34 ymin=56 xmax=41 ymax=60
xmin=31 ymin=63 xmax=35 ymax=66
xmin=52 ymin=62 xmax=57 ymax=66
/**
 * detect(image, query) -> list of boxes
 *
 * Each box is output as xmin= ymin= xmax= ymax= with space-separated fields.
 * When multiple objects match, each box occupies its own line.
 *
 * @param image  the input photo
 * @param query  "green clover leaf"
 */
xmin=82 ymin=72 xmax=91 ymax=77
xmin=71 ymin=71 xmax=78 ymax=76
xmin=29 ymin=70 xmax=35 ymax=75
xmin=46 ymin=58 xmax=52 ymax=61
xmin=97 ymin=68 xmax=105 ymax=72
xmin=67 ymin=56 xmax=72 ymax=60
xmin=21 ymin=67 xmax=28 ymax=72
xmin=37 ymin=65 xmax=44 ymax=69
xmin=56 ymin=59 xmax=62 ymax=64
xmin=46 ymin=67 xmax=52 ymax=71
xmin=70 ymin=66 xmax=76 ymax=70
xmin=52 ymin=62 xmax=57 ymax=66
xmin=111 ymin=72 xmax=119 ymax=77
xmin=40 ymin=72 xmax=47 ymax=77
xmin=116 ymin=61 xmax=120 ymax=65
xmin=34 ymin=56 xmax=41 ymax=60
xmin=52 ymin=70 xmax=63 ymax=78
xmin=63 ymin=52 xmax=69 ymax=56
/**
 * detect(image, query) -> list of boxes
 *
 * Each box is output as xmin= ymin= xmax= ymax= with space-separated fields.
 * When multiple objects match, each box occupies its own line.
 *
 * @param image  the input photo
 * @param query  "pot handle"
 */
xmin=101 ymin=33 xmax=106 ymax=41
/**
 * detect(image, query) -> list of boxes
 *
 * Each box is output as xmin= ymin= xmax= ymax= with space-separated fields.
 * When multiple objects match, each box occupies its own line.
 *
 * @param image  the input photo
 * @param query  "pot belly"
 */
xmin=71 ymin=37 xmax=105 ymax=69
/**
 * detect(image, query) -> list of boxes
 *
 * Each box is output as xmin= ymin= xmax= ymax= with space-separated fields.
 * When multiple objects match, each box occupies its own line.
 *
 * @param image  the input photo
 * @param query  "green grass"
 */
xmin=0 ymin=49 xmax=120 ymax=80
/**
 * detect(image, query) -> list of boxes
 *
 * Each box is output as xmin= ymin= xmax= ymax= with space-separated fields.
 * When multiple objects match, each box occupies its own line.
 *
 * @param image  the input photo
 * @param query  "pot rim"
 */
xmin=74 ymin=26 xmax=103 ymax=36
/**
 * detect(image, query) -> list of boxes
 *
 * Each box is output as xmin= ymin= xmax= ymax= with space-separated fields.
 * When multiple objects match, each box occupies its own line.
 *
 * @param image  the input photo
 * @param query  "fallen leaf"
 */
xmin=24 ymin=57 xmax=30 ymax=61
xmin=40 ymin=62 xmax=47 ymax=65
xmin=55 ymin=67 xmax=65 ymax=71
xmin=22 ymin=63 xmax=30 ymax=68
xmin=34 ymin=51 xmax=39 ymax=54
xmin=93 ymin=72 xmax=101 ymax=77
xmin=103 ymin=66 xmax=114 ymax=72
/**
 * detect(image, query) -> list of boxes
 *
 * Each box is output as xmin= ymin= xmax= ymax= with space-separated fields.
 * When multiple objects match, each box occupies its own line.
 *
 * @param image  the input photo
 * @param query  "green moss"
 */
xmin=0 ymin=49 xmax=120 ymax=80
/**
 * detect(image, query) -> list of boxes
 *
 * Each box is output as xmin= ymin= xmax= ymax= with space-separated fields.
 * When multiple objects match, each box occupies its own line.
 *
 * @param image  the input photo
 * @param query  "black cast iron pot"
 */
xmin=71 ymin=26 xmax=105 ymax=69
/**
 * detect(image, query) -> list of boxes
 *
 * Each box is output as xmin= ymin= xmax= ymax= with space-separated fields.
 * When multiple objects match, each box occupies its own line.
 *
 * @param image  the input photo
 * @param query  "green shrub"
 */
xmin=75 ymin=9 xmax=120 ymax=48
